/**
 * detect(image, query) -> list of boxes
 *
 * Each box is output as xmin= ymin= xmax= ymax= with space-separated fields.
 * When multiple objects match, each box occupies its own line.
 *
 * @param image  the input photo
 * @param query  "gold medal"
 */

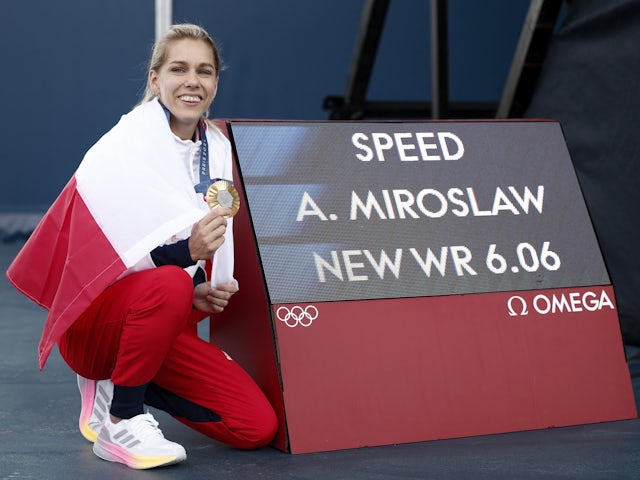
xmin=205 ymin=180 xmax=240 ymax=217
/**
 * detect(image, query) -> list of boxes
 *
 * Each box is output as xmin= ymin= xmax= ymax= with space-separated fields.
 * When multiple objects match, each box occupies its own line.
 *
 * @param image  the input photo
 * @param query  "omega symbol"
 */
xmin=507 ymin=296 xmax=529 ymax=316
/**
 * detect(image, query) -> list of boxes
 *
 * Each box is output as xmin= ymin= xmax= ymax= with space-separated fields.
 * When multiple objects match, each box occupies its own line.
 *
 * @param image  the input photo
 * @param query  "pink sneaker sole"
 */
xmin=77 ymin=375 xmax=98 ymax=443
xmin=93 ymin=439 xmax=186 ymax=469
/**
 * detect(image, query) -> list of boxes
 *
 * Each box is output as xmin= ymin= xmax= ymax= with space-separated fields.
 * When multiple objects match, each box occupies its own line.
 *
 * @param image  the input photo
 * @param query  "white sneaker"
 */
xmin=77 ymin=375 xmax=113 ymax=443
xmin=93 ymin=413 xmax=187 ymax=469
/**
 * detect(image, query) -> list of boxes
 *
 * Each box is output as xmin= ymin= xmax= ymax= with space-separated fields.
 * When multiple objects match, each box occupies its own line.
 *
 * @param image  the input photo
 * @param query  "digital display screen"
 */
xmin=230 ymin=121 xmax=610 ymax=304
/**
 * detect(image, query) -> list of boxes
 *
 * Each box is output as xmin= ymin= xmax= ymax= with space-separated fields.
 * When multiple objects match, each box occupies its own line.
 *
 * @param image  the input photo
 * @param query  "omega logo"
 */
xmin=507 ymin=289 xmax=615 ymax=317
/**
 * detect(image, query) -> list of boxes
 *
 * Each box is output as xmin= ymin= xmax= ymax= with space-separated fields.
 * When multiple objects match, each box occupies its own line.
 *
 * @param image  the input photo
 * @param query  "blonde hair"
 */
xmin=140 ymin=23 xmax=224 ymax=104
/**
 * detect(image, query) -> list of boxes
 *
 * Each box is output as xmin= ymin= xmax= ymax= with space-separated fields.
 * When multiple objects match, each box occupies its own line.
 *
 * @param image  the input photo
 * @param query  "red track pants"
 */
xmin=58 ymin=265 xmax=277 ymax=449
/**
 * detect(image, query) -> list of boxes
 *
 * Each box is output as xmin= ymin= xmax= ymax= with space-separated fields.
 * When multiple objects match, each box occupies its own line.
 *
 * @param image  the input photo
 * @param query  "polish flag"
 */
xmin=6 ymin=99 xmax=234 ymax=368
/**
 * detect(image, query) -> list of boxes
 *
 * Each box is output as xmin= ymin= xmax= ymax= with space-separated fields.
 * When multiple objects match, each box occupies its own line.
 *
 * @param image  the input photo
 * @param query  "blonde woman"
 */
xmin=7 ymin=24 xmax=277 ymax=470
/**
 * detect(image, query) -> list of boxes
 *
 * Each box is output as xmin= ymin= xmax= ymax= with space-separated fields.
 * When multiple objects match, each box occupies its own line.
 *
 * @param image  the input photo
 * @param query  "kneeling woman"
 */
xmin=7 ymin=23 xmax=277 ymax=470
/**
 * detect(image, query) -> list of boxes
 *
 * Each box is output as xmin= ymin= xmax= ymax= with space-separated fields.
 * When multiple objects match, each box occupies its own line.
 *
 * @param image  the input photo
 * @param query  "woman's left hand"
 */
xmin=193 ymin=282 xmax=239 ymax=313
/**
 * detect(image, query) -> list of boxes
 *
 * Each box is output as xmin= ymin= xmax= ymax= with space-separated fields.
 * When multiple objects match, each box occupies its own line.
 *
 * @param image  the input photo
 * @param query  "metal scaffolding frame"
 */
xmin=323 ymin=0 xmax=563 ymax=120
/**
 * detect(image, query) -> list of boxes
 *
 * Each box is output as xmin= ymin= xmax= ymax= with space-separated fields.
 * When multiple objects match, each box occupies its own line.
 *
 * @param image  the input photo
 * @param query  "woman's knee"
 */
xmin=154 ymin=265 xmax=193 ymax=294
xmin=191 ymin=400 xmax=279 ymax=450
xmin=150 ymin=266 xmax=194 ymax=314
xmin=232 ymin=402 xmax=279 ymax=450
xmin=246 ymin=408 xmax=279 ymax=449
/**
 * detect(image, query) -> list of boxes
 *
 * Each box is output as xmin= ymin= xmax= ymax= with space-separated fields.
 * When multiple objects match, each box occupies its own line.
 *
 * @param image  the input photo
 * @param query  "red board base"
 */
xmin=272 ymin=287 xmax=636 ymax=453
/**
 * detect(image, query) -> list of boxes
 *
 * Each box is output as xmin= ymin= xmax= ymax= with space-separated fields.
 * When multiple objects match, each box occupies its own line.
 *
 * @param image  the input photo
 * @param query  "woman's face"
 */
xmin=149 ymin=38 xmax=218 ymax=140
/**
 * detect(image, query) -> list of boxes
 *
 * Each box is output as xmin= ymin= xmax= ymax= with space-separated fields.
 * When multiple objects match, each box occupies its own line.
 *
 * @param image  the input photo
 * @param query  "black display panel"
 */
xmin=229 ymin=121 xmax=609 ymax=304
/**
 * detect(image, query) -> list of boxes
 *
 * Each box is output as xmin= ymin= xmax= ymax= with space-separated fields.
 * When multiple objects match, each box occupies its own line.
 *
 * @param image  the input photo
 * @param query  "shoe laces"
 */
xmin=126 ymin=413 xmax=166 ymax=441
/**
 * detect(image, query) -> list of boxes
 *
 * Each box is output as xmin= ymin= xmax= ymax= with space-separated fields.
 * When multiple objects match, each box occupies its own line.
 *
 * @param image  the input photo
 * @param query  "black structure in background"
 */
xmin=324 ymin=0 xmax=640 ymax=348
xmin=524 ymin=0 xmax=640 ymax=347
xmin=323 ymin=0 xmax=562 ymax=120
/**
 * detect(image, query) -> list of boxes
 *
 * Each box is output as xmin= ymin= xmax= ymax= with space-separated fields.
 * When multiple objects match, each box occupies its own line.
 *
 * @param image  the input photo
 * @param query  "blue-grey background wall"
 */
xmin=0 ymin=0 xmax=528 ymax=212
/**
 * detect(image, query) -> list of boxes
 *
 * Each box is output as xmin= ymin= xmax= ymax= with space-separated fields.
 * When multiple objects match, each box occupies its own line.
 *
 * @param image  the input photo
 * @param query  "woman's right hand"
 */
xmin=188 ymin=208 xmax=231 ymax=260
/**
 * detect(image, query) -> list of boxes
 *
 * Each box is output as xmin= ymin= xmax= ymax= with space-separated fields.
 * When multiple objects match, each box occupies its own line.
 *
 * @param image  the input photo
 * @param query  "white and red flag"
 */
xmin=6 ymin=99 xmax=234 ymax=368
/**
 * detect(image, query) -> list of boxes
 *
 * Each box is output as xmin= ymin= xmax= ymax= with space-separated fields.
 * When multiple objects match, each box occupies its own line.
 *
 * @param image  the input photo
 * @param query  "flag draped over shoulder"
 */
xmin=6 ymin=99 xmax=234 ymax=369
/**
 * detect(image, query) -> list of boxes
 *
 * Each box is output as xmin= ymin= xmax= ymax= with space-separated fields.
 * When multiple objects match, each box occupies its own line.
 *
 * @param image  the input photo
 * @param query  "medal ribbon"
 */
xmin=193 ymin=120 xmax=210 ymax=196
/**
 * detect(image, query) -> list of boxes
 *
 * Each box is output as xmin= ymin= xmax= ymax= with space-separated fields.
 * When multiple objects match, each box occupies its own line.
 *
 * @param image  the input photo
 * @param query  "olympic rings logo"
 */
xmin=276 ymin=305 xmax=319 ymax=328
